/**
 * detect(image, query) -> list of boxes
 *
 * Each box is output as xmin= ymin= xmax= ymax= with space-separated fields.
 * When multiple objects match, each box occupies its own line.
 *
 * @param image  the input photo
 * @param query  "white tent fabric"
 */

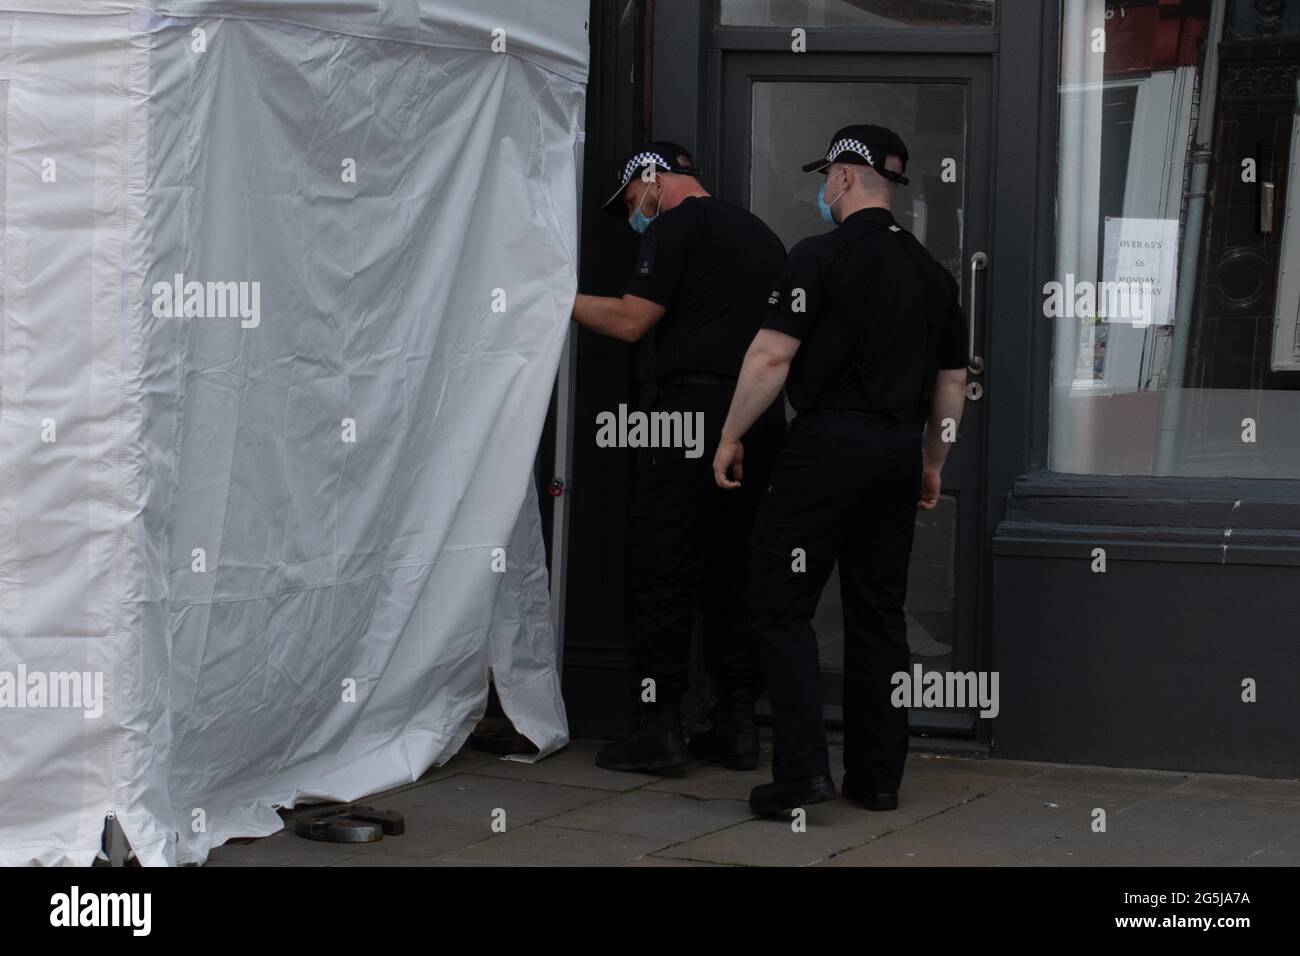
xmin=0 ymin=2 xmax=587 ymax=866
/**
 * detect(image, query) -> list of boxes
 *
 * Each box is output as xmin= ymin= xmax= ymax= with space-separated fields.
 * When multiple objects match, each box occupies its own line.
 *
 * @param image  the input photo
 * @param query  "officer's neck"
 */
xmin=677 ymin=182 xmax=711 ymax=203
xmin=661 ymin=181 xmax=711 ymax=214
xmin=837 ymin=194 xmax=893 ymax=222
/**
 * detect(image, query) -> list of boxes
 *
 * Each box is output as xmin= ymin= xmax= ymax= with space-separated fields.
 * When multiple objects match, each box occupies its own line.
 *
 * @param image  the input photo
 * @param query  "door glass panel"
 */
xmin=751 ymin=81 xmax=966 ymax=279
xmin=719 ymin=0 xmax=995 ymax=28
xmin=748 ymin=80 xmax=969 ymax=700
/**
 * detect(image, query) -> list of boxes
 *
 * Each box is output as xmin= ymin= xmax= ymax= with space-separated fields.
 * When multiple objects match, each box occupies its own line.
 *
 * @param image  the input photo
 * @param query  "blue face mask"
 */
xmin=629 ymin=184 xmax=664 ymax=235
xmin=817 ymin=172 xmax=848 ymax=225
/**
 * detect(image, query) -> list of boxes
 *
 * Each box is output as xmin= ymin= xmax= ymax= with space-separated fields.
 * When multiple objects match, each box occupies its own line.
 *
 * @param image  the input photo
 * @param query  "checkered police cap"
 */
xmin=601 ymin=141 xmax=700 ymax=215
xmin=802 ymin=124 xmax=910 ymax=186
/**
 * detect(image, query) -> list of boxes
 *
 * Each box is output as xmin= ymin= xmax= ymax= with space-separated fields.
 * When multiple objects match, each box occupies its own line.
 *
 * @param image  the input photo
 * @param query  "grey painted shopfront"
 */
xmin=548 ymin=0 xmax=1300 ymax=778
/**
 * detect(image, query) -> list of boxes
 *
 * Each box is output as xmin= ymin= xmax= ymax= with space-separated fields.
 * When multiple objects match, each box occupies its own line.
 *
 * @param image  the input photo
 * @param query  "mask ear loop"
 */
xmin=647 ymin=178 xmax=665 ymax=217
xmin=633 ymin=172 xmax=666 ymax=221
xmin=825 ymin=167 xmax=849 ymax=209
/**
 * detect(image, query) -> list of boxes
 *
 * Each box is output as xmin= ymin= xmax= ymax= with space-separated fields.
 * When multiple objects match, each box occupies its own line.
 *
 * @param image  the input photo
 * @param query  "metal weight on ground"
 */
xmin=294 ymin=805 xmax=406 ymax=844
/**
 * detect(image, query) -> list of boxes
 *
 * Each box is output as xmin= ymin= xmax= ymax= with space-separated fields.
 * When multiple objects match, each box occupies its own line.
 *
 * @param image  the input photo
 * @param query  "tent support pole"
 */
xmin=105 ymin=814 xmax=130 ymax=867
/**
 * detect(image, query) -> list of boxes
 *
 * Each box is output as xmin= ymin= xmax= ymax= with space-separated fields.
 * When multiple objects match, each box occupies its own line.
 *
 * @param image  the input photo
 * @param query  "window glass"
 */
xmin=751 ymin=80 xmax=966 ymax=276
xmin=718 ymin=0 xmax=994 ymax=29
xmin=1051 ymin=0 xmax=1300 ymax=477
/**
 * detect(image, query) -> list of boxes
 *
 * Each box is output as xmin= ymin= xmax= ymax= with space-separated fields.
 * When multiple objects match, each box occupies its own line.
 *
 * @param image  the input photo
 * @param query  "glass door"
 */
xmin=719 ymin=52 xmax=994 ymax=735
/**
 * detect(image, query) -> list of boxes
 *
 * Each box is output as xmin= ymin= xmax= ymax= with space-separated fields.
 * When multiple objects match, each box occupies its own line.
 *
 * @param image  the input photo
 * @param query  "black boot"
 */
xmin=748 ymin=776 xmax=837 ymax=816
xmin=843 ymin=774 xmax=899 ymax=811
xmin=687 ymin=687 xmax=758 ymax=771
xmin=595 ymin=696 xmax=690 ymax=774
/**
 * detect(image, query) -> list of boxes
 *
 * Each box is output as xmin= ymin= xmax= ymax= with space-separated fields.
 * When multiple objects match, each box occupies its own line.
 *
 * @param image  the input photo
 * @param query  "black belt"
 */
xmin=659 ymin=371 xmax=737 ymax=388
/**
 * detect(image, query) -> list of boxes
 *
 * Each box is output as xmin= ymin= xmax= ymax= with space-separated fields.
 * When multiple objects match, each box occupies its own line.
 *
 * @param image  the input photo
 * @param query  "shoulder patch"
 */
xmin=636 ymin=235 xmax=657 ymax=277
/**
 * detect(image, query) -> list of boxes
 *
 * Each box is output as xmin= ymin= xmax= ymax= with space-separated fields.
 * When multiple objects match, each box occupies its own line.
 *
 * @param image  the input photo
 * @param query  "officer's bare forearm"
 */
xmin=721 ymin=346 xmax=789 ymax=443
xmin=923 ymin=369 xmax=968 ymax=472
xmin=571 ymin=293 xmax=663 ymax=343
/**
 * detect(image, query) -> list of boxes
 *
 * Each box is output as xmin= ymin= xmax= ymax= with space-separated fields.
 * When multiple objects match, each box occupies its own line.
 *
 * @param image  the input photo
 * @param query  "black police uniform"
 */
xmin=622 ymin=194 xmax=787 ymax=715
xmin=752 ymin=202 xmax=967 ymax=796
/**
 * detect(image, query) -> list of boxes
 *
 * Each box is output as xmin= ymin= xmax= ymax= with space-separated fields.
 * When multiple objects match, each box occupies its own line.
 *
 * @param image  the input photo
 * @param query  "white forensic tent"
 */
xmin=0 ymin=0 xmax=588 ymax=866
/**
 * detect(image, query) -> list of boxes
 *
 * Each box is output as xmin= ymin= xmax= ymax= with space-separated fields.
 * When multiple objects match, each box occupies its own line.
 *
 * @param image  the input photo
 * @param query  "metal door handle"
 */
xmin=1261 ymin=182 xmax=1275 ymax=234
xmin=969 ymin=252 xmax=987 ymax=375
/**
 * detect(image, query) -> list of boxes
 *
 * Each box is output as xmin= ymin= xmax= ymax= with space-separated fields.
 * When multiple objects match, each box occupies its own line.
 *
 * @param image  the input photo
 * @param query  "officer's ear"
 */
xmin=650 ymin=171 xmax=670 ymax=201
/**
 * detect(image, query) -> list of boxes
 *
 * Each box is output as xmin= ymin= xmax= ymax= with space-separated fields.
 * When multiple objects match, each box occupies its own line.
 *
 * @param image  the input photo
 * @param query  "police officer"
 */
xmin=713 ymin=125 xmax=970 ymax=814
xmin=572 ymin=143 xmax=787 ymax=774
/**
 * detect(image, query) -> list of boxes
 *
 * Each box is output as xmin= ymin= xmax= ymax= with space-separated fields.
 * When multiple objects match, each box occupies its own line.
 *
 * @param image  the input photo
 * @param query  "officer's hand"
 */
xmin=714 ymin=438 xmax=744 ymax=490
xmin=918 ymin=467 xmax=942 ymax=510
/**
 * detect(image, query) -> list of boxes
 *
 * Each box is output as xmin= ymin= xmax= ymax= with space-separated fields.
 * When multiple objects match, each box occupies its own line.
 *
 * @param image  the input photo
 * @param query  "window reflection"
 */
xmin=1051 ymin=0 xmax=1300 ymax=478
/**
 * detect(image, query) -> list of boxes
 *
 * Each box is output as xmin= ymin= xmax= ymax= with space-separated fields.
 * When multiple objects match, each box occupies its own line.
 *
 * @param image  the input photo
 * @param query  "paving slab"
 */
xmin=1020 ymin=792 xmax=1300 ymax=866
xmin=433 ymin=823 xmax=666 ymax=866
xmin=1235 ymin=844 xmax=1300 ymax=865
xmin=589 ymin=754 xmax=1049 ymax=866
xmin=644 ymin=760 xmax=775 ymax=802
xmin=887 ymin=764 xmax=1039 ymax=809
xmin=646 ymin=751 xmax=1046 ymax=804
xmin=201 ymin=740 xmax=1300 ymax=868
xmin=310 ymin=818 xmax=496 ymax=862
xmin=1029 ymin=764 xmax=1195 ymax=792
xmin=1172 ymin=773 xmax=1300 ymax=805
xmin=328 ymin=854 xmax=454 ymax=867
xmin=545 ymin=788 xmax=752 ymax=843
xmin=622 ymin=855 xmax=728 ymax=867
xmin=906 ymin=753 xmax=1052 ymax=782
xmin=205 ymin=831 xmax=360 ymax=867
xmin=820 ymin=784 xmax=1167 ymax=866
xmin=465 ymin=739 xmax=669 ymax=792
xmin=374 ymin=772 xmax=612 ymax=837
xmin=654 ymin=797 xmax=909 ymax=867
xmin=413 ymin=746 xmax=506 ymax=782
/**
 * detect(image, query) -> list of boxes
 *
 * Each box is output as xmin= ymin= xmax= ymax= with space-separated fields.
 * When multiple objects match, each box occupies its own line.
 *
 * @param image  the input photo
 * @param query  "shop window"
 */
xmin=717 ymin=0 xmax=994 ymax=29
xmin=1051 ymin=0 xmax=1300 ymax=478
xmin=1274 ymin=87 xmax=1300 ymax=369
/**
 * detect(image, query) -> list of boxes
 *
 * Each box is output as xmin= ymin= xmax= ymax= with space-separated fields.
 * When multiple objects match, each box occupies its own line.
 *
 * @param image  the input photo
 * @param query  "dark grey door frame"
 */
xmin=650 ymin=0 xmax=1060 ymax=746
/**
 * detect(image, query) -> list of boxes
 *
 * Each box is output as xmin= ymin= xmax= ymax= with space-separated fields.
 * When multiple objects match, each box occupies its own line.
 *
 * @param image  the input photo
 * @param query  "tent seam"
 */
xmin=108 ymin=12 xmax=133 ymax=837
xmin=138 ymin=10 xmax=588 ymax=85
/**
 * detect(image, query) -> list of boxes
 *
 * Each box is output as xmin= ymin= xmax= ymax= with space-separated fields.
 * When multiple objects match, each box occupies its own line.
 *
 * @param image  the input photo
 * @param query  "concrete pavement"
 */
xmin=204 ymin=738 xmax=1300 ymax=867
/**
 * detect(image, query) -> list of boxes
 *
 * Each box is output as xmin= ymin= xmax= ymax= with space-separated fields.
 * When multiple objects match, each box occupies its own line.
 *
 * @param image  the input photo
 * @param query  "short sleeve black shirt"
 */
xmin=625 ymin=196 xmax=787 ymax=382
xmin=761 ymin=207 xmax=967 ymax=416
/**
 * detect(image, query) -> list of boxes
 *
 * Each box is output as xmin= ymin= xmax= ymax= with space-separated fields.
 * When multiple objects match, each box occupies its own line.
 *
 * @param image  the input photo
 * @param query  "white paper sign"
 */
xmin=1102 ymin=217 xmax=1179 ymax=327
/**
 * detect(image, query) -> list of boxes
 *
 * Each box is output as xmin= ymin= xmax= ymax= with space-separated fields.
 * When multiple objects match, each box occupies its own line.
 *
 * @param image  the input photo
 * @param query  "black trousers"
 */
xmin=750 ymin=409 xmax=924 ymax=790
xmin=628 ymin=381 xmax=785 ymax=702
